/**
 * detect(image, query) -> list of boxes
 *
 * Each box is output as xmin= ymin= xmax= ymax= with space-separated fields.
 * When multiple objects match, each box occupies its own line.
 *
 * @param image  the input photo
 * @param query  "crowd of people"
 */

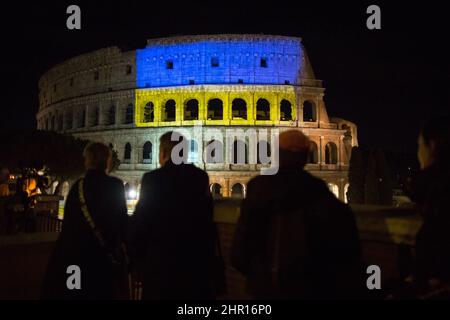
xmin=13 ymin=115 xmax=448 ymax=299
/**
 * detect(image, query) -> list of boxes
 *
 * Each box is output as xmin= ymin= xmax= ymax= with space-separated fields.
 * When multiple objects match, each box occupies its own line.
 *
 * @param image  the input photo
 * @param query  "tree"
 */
xmin=0 ymin=129 xmax=120 ymax=195
xmin=375 ymin=148 xmax=393 ymax=205
xmin=364 ymin=151 xmax=378 ymax=204
xmin=347 ymin=146 xmax=365 ymax=204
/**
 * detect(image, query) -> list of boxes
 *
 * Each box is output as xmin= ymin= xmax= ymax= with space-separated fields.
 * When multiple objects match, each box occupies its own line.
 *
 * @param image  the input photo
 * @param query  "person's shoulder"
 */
xmin=142 ymin=170 xmax=157 ymax=179
xmin=66 ymin=178 xmax=82 ymax=199
xmin=170 ymin=163 xmax=208 ymax=177
xmin=248 ymin=174 xmax=272 ymax=186
xmin=246 ymin=174 xmax=276 ymax=193
xmin=183 ymin=164 xmax=209 ymax=183
xmin=105 ymin=175 xmax=125 ymax=190
xmin=107 ymin=175 xmax=123 ymax=184
xmin=299 ymin=170 xmax=329 ymax=191
xmin=187 ymin=164 xmax=208 ymax=176
xmin=140 ymin=168 xmax=165 ymax=185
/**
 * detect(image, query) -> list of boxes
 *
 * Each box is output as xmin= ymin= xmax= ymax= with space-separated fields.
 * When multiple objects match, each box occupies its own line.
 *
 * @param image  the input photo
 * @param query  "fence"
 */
xmin=35 ymin=212 xmax=63 ymax=233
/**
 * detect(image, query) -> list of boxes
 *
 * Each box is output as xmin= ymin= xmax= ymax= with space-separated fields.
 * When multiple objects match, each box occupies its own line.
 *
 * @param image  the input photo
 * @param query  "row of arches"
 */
xmin=56 ymin=179 xmax=347 ymax=203
xmin=141 ymin=98 xmax=317 ymax=123
xmin=210 ymin=182 xmax=348 ymax=201
xmin=210 ymin=183 xmax=245 ymax=199
xmin=116 ymin=139 xmax=338 ymax=165
xmin=39 ymin=103 xmax=135 ymax=131
xmin=39 ymin=99 xmax=319 ymax=131
xmin=308 ymin=141 xmax=338 ymax=165
xmin=121 ymin=142 xmax=153 ymax=164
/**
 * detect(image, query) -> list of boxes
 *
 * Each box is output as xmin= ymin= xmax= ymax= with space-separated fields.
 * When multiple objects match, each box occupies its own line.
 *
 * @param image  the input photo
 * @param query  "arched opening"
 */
xmin=207 ymin=98 xmax=223 ymax=120
xmin=232 ymin=98 xmax=247 ymax=120
xmin=79 ymin=108 xmax=86 ymax=128
xmin=108 ymin=105 xmax=116 ymax=125
xmin=233 ymin=140 xmax=248 ymax=164
xmin=328 ymin=183 xmax=339 ymax=198
xmin=303 ymin=100 xmax=317 ymax=122
xmin=257 ymin=140 xmax=271 ymax=164
xmin=143 ymin=102 xmax=154 ymax=123
xmin=210 ymin=183 xmax=222 ymax=199
xmin=280 ymin=99 xmax=293 ymax=121
xmin=50 ymin=116 xmax=55 ymax=130
xmin=92 ymin=106 xmax=99 ymax=126
xmin=344 ymin=183 xmax=349 ymax=203
xmin=188 ymin=140 xmax=199 ymax=163
xmin=57 ymin=115 xmax=63 ymax=131
xmin=65 ymin=112 xmax=73 ymax=129
xmin=325 ymin=142 xmax=338 ymax=164
xmin=205 ymin=140 xmax=223 ymax=164
xmin=308 ymin=141 xmax=319 ymax=164
xmin=342 ymin=124 xmax=353 ymax=161
xmin=256 ymin=98 xmax=270 ymax=120
xmin=231 ymin=183 xmax=244 ymax=198
xmin=124 ymin=104 xmax=134 ymax=124
xmin=163 ymin=99 xmax=176 ymax=121
xmin=184 ymin=99 xmax=199 ymax=120
xmin=124 ymin=143 xmax=132 ymax=163
xmin=142 ymin=141 xmax=152 ymax=164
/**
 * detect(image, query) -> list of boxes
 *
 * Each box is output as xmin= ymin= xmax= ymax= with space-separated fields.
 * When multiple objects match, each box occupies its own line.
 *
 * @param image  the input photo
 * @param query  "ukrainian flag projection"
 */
xmin=136 ymin=38 xmax=303 ymax=88
xmin=134 ymin=36 xmax=303 ymax=127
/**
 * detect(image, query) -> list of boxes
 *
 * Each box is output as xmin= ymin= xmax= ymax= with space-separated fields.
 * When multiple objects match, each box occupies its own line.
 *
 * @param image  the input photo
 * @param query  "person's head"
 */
xmin=83 ymin=142 xmax=112 ymax=173
xmin=418 ymin=116 xmax=450 ymax=170
xmin=278 ymin=130 xmax=311 ymax=168
xmin=159 ymin=131 xmax=187 ymax=166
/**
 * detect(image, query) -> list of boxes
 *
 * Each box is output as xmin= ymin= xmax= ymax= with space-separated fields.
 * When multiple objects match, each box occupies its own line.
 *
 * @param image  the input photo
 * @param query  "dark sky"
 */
xmin=1 ymin=1 xmax=448 ymax=156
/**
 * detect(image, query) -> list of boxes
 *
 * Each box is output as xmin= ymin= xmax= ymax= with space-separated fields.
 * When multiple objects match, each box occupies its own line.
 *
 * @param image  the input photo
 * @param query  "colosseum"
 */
xmin=36 ymin=34 xmax=357 ymax=202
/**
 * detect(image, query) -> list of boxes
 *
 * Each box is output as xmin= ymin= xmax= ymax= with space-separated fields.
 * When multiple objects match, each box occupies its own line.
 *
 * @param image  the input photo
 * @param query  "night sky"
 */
xmin=1 ymin=1 xmax=448 ymax=158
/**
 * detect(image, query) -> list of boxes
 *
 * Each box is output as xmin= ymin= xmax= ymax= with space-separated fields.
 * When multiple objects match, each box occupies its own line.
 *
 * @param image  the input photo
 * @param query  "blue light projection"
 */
xmin=136 ymin=38 xmax=303 ymax=88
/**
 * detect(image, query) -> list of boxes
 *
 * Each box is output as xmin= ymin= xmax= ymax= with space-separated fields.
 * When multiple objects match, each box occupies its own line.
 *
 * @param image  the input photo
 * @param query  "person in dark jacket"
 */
xmin=41 ymin=142 xmax=129 ymax=299
xmin=408 ymin=116 xmax=450 ymax=297
xmin=231 ymin=130 xmax=362 ymax=299
xmin=133 ymin=131 xmax=216 ymax=300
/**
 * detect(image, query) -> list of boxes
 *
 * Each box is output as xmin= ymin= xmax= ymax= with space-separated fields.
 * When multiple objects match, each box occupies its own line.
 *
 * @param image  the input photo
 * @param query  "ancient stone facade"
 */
xmin=36 ymin=35 xmax=358 ymax=201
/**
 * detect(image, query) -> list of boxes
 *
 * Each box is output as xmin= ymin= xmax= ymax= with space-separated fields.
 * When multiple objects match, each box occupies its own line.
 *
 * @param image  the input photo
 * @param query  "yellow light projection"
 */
xmin=135 ymin=85 xmax=297 ymax=127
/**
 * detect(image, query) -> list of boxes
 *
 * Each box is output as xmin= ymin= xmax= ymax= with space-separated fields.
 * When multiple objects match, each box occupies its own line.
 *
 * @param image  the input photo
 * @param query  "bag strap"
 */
xmin=78 ymin=179 xmax=130 ymax=274
xmin=78 ymin=178 xmax=106 ymax=247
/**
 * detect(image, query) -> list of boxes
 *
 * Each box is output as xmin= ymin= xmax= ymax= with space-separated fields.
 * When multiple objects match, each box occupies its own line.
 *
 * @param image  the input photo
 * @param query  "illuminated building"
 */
xmin=36 ymin=35 xmax=357 ymax=200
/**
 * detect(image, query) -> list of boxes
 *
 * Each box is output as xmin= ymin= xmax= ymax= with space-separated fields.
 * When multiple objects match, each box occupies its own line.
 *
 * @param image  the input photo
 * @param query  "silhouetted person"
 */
xmin=42 ymin=142 xmax=129 ymax=299
xmin=231 ymin=130 xmax=362 ymax=299
xmin=133 ymin=131 xmax=216 ymax=300
xmin=0 ymin=167 xmax=10 ymax=234
xmin=409 ymin=116 xmax=450 ymax=297
xmin=0 ymin=167 xmax=10 ymax=197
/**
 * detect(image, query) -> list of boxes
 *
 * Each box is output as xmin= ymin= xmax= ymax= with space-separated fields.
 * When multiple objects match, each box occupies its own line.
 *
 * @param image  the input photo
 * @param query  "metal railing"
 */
xmin=35 ymin=212 xmax=63 ymax=233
